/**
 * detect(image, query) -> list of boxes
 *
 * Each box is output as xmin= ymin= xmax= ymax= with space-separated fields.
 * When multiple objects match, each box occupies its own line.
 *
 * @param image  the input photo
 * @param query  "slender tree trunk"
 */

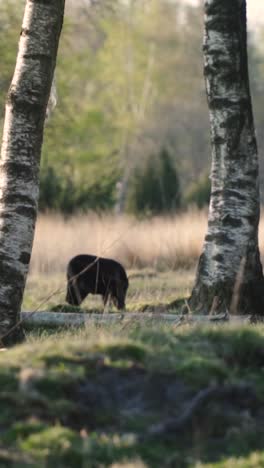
xmin=0 ymin=0 xmax=65 ymax=345
xmin=189 ymin=0 xmax=264 ymax=316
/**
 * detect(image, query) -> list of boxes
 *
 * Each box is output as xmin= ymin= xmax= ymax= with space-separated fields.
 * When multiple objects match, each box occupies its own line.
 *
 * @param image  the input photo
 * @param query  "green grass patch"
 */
xmin=23 ymin=269 xmax=193 ymax=314
xmin=0 ymin=324 xmax=264 ymax=466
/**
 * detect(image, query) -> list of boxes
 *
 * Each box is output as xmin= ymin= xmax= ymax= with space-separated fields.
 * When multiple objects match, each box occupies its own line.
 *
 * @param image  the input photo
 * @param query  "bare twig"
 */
xmin=184 ymin=299 xmax=192 ymax=315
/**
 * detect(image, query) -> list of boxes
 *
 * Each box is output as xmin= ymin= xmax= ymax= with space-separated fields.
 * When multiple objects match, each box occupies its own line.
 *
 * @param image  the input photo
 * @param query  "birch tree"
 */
xmin=189 ymin=0 xmax=264 ymax=316
xmin=0 ymin=0 xmax=65 ymax=345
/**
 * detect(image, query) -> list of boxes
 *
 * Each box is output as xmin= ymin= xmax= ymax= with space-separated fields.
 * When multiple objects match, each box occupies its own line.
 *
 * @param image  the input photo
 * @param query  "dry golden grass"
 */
xmin=25 ymin=208 xmax=264 ymax=311
xmin=30 ymin=208 xmax=264 ymax=275
xmin=30 ymin=209 xmax=208 ymax=275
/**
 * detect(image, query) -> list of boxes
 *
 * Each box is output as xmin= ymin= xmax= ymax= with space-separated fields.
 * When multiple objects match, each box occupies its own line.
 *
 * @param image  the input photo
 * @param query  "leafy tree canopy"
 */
xmin=1 ymin=0 xmax=264 ymax=212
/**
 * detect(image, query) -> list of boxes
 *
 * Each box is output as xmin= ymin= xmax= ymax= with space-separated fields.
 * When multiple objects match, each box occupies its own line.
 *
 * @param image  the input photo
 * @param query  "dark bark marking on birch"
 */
xmin=0 ymin=163 xmax=37 ymax=183
xmin=211 ymin=136 xmax=226 ymax=146
xmin=7 ymin=92 xmax=46 ymax=114
xmin=19 ymin=252 xmax=31 ymax=265
xmin=15 ymin=206 xmax=36 ymax=218
xmin=209 ymin=98 xmax=238 ymax=110
xmin=211 ymin=190 xmax=247 ymax=202
xmin=244 ymin=215 xmax=257 ymax=226
xmin=221 ymin=215 xmax=242 ymax=228
xmin=212 ymin=254 xmax=224 ymax=263
xmin=245 ymin=168 xmax=258 ymax=178
xmin=205 ymin=1 xmax=240 ymax=20
xmin=0 ymin=262 xmax=25 ymax=280
xmin=236 ymin=179 xmax=257 ymax=190
xmin=30 ymin=0 xmax=64 ymax=6
xmin=0 ymin=194 xmax=36 ymax=207
xmin=205 ymin=234 xmax=235 ymax=246
xmin=23 ymin=54 xmax=52 ymax=61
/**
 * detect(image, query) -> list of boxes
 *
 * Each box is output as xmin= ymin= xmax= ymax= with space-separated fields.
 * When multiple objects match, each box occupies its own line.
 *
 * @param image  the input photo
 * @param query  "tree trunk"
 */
xmin=189 ymin=0 xmax=264 ymax=316
xmin=0 ymin=0 xmax=65 ymax=345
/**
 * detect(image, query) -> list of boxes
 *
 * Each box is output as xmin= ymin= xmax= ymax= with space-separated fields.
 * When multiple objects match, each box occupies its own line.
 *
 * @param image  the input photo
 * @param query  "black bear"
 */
xmin=66 ymin=254 xmax=129 ymax=310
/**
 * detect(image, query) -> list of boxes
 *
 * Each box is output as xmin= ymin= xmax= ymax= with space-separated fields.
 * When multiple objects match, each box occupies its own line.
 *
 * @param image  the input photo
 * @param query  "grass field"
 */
xmin=24 ymin=209 xmax=264 ymax=313
xmin=29 ymin=209 xmax=207 ymax=275
xmin=24 ymin=210 xmax=207 ymax=312
xmin=29 ymin=209 xmax=264 ymax=276
xmin=14 ymin=211 xmax=264 ymax=466
xmin=23 ymin=268 xmax=194 ymax=313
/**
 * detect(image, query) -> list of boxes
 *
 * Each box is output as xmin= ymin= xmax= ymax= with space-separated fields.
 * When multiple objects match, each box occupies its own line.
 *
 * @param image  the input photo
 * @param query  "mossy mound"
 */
xmin=1 ymin=324 xmax=264 ymax=466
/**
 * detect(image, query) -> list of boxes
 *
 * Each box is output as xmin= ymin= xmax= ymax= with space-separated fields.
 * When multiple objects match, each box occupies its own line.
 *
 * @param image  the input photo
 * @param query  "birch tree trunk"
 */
xmin=189 ymin=0 xmax=264 ymax=316
xmin=0 ymin=0 xmax=65 ymax=345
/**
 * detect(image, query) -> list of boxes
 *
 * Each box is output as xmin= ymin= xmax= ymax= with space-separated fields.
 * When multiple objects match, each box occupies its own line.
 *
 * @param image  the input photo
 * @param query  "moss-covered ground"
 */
xmin=1 ymin=323 xmax=264 ymax=467
xmin=11 ymin=270 xmax=264 ymax=465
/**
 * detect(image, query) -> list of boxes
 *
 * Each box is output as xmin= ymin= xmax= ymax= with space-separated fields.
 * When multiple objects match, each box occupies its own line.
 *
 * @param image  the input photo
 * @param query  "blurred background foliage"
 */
xmin=126 ymin=147 xmax=182 ymax=215
xmin=1 ymin=0 xmax=264 ymax=214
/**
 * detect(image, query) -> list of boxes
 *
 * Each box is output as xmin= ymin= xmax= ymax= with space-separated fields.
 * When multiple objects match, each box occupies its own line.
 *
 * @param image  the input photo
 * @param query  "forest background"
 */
xmin=1 ymin=0 xmax=264 ymax=216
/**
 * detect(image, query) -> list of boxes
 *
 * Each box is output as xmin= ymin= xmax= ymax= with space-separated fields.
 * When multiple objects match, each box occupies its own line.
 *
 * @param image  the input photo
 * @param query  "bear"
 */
xmin=66 ymin=254 xmax=129 ymax=310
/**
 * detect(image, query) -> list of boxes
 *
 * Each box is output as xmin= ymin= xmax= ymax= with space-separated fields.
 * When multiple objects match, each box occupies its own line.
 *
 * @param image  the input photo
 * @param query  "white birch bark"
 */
xmin=189 ymin=0 xmax=264 ymax=315
xmin=0 ymin=0 xmax=65 ymax=345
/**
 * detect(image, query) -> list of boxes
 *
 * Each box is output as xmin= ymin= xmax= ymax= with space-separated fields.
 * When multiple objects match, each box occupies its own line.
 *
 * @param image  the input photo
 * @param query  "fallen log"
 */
xmin=20 ymin=311 xmax=251 ymax=328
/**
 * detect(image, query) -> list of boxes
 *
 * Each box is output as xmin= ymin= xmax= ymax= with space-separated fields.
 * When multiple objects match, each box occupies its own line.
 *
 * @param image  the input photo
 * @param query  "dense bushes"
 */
xmin=39 ymin=149 xmax=183 ymax=215
xmin=39 ymin=151 xmax=212 ymax=215
xmin=126 ymin=148 xmax=181 ymax=215
xmin=39 ymin=165 xmax=118 ymax=214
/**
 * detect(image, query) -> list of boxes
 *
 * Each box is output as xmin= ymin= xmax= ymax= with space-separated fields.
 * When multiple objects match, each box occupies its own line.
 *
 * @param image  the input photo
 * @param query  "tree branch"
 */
xmin=142 ymin=383 xmax=256 ymax=440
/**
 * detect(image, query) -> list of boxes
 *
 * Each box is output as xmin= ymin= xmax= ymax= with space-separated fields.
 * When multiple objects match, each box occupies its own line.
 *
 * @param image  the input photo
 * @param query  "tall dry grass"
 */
xmin=30 ymin=209 xmax=264 ymax=275
xmin=30 ymin=209 xmax=207 ymax=275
